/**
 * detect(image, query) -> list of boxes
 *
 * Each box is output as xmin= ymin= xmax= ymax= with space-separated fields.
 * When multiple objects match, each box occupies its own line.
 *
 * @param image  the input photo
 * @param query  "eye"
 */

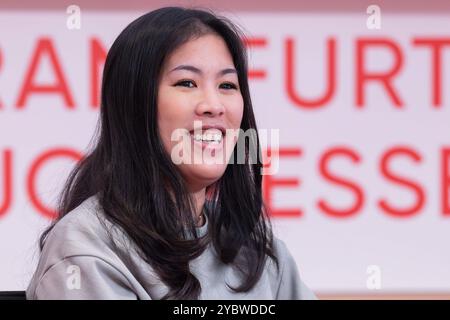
xmin=175 ymin=80 xmax=196 ymax=88
xmin=220 ymin=82 xmax=238 ymax=90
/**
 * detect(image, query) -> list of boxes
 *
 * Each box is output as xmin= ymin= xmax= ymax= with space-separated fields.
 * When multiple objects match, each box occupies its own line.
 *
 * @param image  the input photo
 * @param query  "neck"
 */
xmin=191 ymin=187 xmax=206 ymax=227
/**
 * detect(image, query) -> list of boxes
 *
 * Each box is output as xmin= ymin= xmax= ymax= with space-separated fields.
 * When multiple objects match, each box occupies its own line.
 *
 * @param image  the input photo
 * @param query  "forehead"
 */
xmin=163 ymin=34 xmax=235 ymax=70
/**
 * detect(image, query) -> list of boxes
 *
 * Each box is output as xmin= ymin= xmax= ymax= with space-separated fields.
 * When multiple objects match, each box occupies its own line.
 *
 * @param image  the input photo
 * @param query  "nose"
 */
xmin=195 ymin=86 xmax=225 ymax=117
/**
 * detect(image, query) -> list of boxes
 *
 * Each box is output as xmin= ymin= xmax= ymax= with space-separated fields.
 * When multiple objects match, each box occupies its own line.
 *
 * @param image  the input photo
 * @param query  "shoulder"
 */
xmin=27 ymin=254 xmax=137 ymax=299
xmin=268 ymin=236 xmax=317 ymax=300
xmin=41 ymin=195 xmax=116 ymax=261
xmin=271 ymin=236 xmax=295 ymax=270
xmin=27 ymin=195 xmax=139 ymax=299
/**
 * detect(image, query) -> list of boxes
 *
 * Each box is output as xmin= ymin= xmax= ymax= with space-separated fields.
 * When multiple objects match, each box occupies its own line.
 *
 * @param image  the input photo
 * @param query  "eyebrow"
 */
xmin=169 ymin=64 xmax=237 ymax=77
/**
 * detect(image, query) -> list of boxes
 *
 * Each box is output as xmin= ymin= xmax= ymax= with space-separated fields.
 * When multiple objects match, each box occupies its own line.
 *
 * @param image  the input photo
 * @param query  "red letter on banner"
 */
xmin=413 ymin=38 xmax=450 ymax=108
xmin=285 ymin=37 xmax=336 ymax=108
xmin=317 ymin=147 xmax=364 ymax=218
xmin=90 ymin=37 xmax=107 ymax=109
xmin=378 ymin=146 xmax=425 ymax=217
xmin=27 ymin=148 xmax=82 ymax=219
xmin=263 ymin=148 xmax=302 ymax=217
xmin=441 ymin=148 xmax=450 ymax=216
xmin=356 ymin=38 xmax=403 ymax=108
xmin=243 ymin=37 xmax=268 ymax=79
xmin=16 ymin=38 xmax=75 ymax=109
xmin=0 ymin=149 xmax=13 ymax=218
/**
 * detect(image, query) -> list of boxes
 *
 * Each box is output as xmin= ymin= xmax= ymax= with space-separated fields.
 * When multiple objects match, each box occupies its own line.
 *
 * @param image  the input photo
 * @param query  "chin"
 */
xmin=184 ymin=164 xmax=227 ymax=186
xmin=195 ymin=163 xmax=227 ymax=179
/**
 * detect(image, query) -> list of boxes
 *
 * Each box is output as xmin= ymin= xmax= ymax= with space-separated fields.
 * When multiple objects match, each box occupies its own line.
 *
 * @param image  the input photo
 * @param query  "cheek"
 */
xmin=157 ymin=94 xmax=179 ymax=152
xmin=229 ymin=95 xmax=244 ymax=128
xmin=158 ymin=90 xmax=189 ymax=138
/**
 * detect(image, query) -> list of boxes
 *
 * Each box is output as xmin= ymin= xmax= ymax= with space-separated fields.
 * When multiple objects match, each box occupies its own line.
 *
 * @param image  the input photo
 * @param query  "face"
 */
xmin=157 ymin=34 xmax=244 ymax=192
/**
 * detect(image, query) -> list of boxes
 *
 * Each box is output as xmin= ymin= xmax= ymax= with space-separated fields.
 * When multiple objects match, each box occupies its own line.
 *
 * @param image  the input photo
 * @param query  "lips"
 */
xmin=189 ymin=124 xmax=226 ymax=136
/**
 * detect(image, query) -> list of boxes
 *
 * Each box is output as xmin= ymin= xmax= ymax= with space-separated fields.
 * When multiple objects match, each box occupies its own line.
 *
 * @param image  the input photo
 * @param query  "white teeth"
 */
xmin=191 ymin=131 xmax=223 ymax=143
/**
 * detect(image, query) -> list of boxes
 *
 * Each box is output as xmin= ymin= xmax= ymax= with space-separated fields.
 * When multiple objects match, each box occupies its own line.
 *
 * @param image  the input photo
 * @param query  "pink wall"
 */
xmin=1 ymin=0 xmax=450 ymax=12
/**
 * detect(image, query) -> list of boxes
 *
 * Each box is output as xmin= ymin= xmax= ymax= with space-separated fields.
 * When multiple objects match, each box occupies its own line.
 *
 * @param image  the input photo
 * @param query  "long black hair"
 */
xmin=40 ymin=6 xmax=278 ymax=300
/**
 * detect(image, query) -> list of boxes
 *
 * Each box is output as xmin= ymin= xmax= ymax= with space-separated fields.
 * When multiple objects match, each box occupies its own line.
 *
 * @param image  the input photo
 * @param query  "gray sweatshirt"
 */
xmin=26 ymin=196 xmax=316 ymax=300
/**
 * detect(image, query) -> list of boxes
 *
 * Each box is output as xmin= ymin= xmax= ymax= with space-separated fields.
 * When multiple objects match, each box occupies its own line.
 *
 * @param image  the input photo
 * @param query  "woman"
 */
xmin=26 ymin=6 xmax=316 ymax=300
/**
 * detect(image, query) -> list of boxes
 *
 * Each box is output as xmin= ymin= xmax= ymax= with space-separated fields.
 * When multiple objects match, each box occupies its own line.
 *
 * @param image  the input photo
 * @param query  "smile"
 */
xmin=189 ymin=129 xmax=224 ymax=151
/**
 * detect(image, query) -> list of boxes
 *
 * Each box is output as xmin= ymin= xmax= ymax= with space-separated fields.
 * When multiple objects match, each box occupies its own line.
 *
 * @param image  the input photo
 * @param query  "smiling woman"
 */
xmin=158 ymin=33 xmax=244 ymax=202
xmin=26 ymin=6 xmax=316 ymax=300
